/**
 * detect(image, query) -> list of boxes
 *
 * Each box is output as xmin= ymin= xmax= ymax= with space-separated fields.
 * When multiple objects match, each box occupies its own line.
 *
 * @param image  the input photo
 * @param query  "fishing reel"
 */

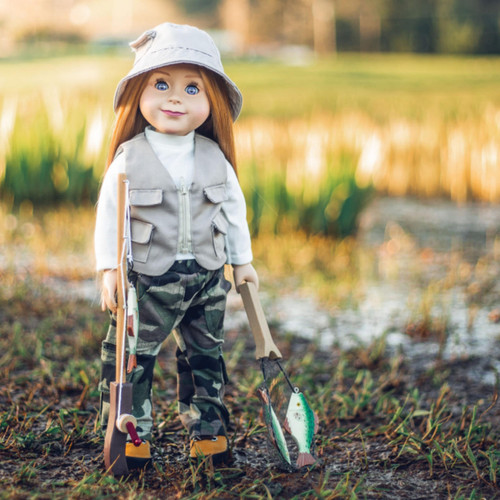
xmin=116 ymin=414 xmax=141 ymax=447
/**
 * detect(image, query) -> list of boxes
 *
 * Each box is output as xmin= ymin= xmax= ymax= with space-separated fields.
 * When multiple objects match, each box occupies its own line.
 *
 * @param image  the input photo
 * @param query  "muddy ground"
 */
xmin=0 ymin=197 xmax=499 ymax=498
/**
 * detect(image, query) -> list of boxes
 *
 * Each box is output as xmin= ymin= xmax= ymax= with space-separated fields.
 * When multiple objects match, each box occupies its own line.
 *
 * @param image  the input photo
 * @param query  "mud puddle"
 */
xmin=37 ymin=197 xmax=500 ymax=385
xmin=227 ymin=197 xmax=500 ymax=386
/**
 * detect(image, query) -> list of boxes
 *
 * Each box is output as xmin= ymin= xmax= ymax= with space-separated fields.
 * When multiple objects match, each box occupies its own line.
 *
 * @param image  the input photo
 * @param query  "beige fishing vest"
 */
xmin=118 ymin=132 xmax=229 ymax=276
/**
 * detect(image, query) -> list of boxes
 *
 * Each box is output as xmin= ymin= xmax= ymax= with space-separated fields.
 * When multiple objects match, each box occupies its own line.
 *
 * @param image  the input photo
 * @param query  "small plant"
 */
xmin=1 ymin=96 xmax=105 ymax=208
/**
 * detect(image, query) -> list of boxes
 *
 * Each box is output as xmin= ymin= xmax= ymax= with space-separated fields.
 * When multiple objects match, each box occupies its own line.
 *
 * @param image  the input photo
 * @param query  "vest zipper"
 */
xmin=178 ymin=179 xmax=191 ymax=254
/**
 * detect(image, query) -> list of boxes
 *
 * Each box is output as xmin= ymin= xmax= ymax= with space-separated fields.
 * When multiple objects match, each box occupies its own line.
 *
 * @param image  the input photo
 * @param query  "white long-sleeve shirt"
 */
xmin=94 ymin=127 xmax=253 ymax=271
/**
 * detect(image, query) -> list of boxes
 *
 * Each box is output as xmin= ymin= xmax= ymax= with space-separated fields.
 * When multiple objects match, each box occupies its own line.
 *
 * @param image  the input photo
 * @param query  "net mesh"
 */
xmin=259 ymin=358 xmax=301 ymax=470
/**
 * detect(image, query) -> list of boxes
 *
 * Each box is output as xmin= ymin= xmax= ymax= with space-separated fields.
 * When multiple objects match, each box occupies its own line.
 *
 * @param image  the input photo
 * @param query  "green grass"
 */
xmin=2 ymin=53 xmax=500 ymax=212
xmin=229 ymin=54 xmax=500 ymax=120
xmin=0 ymin=201 xmax=499 ymax=498
xmin=0 ymin=267 xmax=498 ymax=498
xmin=0 ymin=186 xmax=498 ymax=498
xmin=2 ymin=53 xmax=500 ymax=117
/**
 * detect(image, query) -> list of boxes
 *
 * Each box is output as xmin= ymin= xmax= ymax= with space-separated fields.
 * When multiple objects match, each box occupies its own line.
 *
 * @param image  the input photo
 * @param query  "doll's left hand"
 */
xmin=233 ymin=263 xmax=259 ymax=291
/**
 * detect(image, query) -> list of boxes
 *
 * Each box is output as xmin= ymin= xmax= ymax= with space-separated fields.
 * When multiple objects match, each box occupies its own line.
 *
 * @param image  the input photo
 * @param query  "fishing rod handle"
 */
xmin=115 ymin=173 xmax=128 ymax=383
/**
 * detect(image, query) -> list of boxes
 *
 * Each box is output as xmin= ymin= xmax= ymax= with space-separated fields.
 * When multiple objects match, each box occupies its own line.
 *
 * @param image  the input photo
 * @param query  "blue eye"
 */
xmin=155 ymin=80 xmax=168 ymax=91
xmin=185 ymin=85 xmax=199 ymax=95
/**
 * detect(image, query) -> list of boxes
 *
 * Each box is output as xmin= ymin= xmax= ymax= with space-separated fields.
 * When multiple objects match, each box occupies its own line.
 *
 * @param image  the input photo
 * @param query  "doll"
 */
xmin=94 ymin=22 xmax=258 ymax=466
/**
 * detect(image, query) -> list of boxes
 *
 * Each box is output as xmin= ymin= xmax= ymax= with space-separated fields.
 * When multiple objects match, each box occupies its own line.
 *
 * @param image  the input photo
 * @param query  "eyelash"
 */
xmin=155 ymin=79 xmax=168 ymax=90
xmin=185 ymin=82 xmax=200 ymax=95
xmin=153 ymin=79 xmax=201 ymax=94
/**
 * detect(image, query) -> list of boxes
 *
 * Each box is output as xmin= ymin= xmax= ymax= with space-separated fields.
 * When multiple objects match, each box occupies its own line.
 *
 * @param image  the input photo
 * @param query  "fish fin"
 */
xmin=284 ymin=417 xmax=291 ymax=435
xmin=296 ymin=452 xmax=316 ymax=468
xmin=126 ymin=314 xmax=135 ymax=336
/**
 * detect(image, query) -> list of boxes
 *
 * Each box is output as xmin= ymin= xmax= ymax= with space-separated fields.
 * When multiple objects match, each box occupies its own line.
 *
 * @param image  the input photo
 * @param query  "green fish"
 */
xmin=257 ymin=387 xmax=291 ymax=466
xmin=126 ymin=283 xmax=139 ymax=373
xmin=284 ymin=391 xmax=318 ymax=467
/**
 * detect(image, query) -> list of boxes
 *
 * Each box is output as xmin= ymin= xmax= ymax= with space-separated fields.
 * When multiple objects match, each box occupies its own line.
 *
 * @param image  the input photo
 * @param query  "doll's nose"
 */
xmin=168 ymin=90 xmax=182 ymax=104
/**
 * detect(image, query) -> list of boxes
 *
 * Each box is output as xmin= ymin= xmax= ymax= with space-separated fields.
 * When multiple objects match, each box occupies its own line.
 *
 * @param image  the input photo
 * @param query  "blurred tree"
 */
xmin=333 ymin=0 xmax=499 ymax=54
xmin=177 ymin=0 xmax=221 ymax=26
xmin=436 ymin=0 xmax=480 ymax=53
xmin=379 ymin=0 xmax=438 ymax=52
xmin=178 ymin=0 xmax=220 ymax=14
xmin=378 ymin=0 xmax=499 ymax=53
xmin=2 ymin=0 xmax=499 ymax=55
xmin=219 ymin=0 xmax=336 ymax=55
xmin=187 ymin=0 xmax=500 ymax=54
xmin=359 ymin=0 xmax=381 ymax=52
xmin=220 ymin=0 xmax=250 ymax=52
xmin=469 ymin=0 xmax=500 ymax=53
xmin=311 ymin=0 xmax=336 ymax=54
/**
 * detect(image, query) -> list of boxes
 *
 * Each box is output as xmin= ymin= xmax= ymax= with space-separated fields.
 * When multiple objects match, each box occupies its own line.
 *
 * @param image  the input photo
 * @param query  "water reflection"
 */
xmin=226 ymin=197 xmax=500 ymax=387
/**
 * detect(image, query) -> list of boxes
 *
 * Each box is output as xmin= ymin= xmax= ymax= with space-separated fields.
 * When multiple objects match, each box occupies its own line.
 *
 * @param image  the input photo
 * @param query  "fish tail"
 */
xmin=127 ymin=353 xmax=137 ymax=373
xmin=314 ymin=412 xmax=320 ymax=433
xmin=296 ymin=452 xmax=316 ymax=468
xmin=257 ymin=387 xmax=270 ymax=405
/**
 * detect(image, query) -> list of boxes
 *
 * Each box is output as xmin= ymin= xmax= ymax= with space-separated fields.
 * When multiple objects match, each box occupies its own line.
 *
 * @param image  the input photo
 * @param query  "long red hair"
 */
xmin=105 ymin=66 xmax=237 ymax=175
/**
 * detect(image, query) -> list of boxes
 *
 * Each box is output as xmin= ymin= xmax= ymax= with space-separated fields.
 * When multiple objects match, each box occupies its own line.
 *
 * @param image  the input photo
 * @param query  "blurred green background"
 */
xmin=1 ymin=0 xmax=500 ymax=239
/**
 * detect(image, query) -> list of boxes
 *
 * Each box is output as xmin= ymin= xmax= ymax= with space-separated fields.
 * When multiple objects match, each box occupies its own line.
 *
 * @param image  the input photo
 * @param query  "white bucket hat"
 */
xmin=114 ymin=23 xmax=243 ymax=121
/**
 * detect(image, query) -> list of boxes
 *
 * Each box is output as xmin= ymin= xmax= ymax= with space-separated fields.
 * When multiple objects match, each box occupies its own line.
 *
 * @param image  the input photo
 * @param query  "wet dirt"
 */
xmin=1 ymin=196 xmax=500 ymax=498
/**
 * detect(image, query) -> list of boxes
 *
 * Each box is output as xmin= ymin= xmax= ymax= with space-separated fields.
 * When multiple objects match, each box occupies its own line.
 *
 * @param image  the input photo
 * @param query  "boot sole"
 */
xmin=126 ymin=456 xmax=152 ymax=469
xmin=189 ymin=449 xmax=231 ymax=466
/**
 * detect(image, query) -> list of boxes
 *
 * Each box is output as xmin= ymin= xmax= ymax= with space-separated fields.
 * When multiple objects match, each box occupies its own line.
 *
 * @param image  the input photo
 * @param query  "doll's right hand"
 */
xmin=101 ymin=269 xmax=118 ymax=313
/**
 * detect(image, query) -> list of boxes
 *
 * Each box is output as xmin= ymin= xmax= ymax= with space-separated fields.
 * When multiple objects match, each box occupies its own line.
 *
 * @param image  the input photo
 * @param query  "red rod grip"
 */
xmin=126 ymin=421 xmax=142 ymax=447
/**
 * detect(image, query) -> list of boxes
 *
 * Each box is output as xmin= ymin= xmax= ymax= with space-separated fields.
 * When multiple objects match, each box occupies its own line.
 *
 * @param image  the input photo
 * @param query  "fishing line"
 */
xmin=260 ymin=358 xmax=268 ymax=385
xmin=276 ymin=359 xmax=299 ymax=393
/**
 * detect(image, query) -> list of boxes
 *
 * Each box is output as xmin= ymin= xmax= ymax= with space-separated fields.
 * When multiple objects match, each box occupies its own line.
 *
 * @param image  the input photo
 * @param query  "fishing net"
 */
xmin=258 ymin=358 xmax=309 ymax=471
xmin=238 ymin=281 xmax=318 ymax=470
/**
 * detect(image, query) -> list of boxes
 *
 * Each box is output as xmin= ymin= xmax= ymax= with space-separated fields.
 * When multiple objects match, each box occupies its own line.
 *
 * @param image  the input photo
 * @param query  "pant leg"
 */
xmin=99 ymin=262 xmax=231 ymax=440
xmin=99 ymin=271 xmax=184 ymax=441
xmin=99 ymin=315 xmax=160 ymax=442
xmin=175 ymin=264 xmax=231 ymax=438
xmin=176 ymin=346 xmax=197 ymax=425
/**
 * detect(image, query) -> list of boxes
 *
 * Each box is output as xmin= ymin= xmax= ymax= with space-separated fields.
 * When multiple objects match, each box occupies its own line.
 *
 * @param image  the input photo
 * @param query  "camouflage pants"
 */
xmin=99 ymin=260 xmax=231 ymax=441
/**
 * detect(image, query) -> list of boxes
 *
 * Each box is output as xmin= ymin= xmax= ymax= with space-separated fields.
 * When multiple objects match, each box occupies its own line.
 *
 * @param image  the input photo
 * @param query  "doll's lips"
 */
xmin=163 ymin=110 xmax=185 ymax=117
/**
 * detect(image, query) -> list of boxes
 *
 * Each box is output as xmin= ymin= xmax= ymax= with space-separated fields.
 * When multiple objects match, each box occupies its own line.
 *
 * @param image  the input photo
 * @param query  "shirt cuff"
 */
xmin=227 ymin=250 xmax=253 ymax=266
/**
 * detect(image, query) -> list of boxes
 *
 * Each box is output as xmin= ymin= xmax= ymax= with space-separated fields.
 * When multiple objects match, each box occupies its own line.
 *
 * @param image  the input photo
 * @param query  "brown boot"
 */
xmin=189 ymin=436 xmax=229 ymax=464
xmin=125 ymin=440 xmax=152 ymax=468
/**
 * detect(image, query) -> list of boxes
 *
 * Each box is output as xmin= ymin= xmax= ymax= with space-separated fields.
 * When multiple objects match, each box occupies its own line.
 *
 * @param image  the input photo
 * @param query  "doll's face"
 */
xmin=139 ymin=64 xmax=210 ymax=136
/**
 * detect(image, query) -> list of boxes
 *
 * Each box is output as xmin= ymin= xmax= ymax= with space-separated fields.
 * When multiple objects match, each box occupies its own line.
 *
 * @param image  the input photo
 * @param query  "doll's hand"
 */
xmin=101 ymin=269 xmax=118 ymax=313
xmin=233 ymin=263 xmax=259 ymax=292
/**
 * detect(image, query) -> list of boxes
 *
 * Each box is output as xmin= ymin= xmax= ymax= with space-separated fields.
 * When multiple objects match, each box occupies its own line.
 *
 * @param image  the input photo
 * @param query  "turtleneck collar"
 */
xmin=145 ymin=126 xmax=195 ymax=150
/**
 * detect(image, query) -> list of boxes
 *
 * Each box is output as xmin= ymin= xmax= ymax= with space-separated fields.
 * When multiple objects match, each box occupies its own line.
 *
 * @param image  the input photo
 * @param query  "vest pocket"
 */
xmin=211 ymin=212 xmax=227 ymax=258
xmin=131 ymin=218 xmax=153 ymax=263
xmin=204 ymin=183 xmax=228 ymax=204
xmin=129 ymin=188 xmax=163 ymax=206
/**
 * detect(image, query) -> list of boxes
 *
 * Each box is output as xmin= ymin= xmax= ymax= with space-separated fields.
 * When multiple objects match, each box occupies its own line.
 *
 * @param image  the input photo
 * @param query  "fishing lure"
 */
xmin=257 ymin=387 xmax=291 ymax=466
xmin=284 ymin=391 xmax=319 ymax=467
xmin=126 ymin=283 xmax=139 ymax=373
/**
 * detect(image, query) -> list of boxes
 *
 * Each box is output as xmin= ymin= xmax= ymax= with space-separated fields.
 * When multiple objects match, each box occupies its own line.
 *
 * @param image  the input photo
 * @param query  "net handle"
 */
xmin=239 ymin=281 xmax=282 ymax=360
